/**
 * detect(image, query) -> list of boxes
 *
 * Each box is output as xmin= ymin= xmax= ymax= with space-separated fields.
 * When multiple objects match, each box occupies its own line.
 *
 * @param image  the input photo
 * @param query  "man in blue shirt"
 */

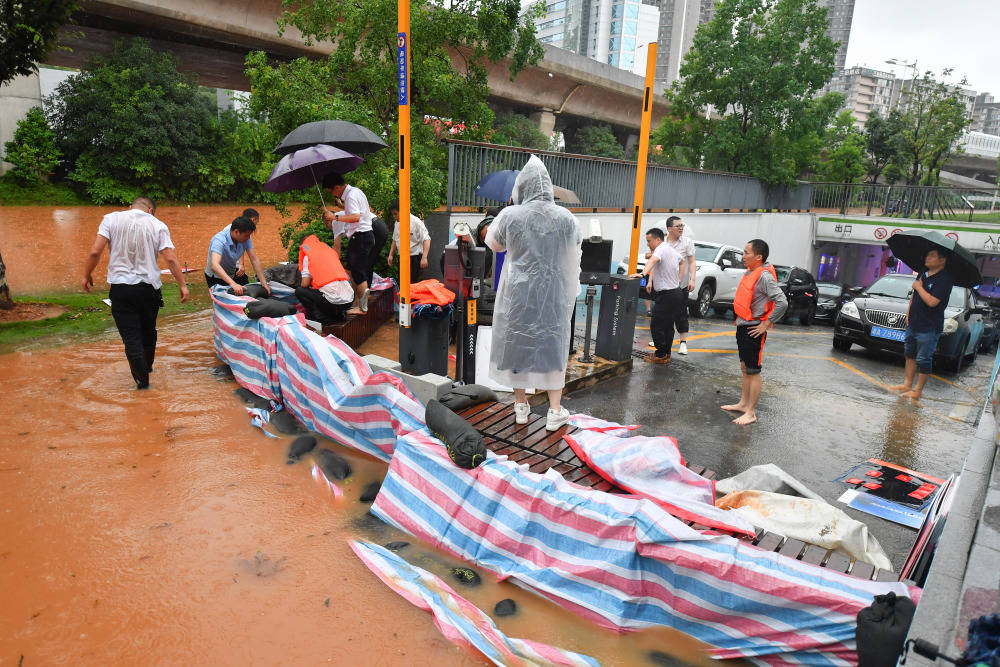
xmin=204 ymin=216 xmax=270 ymax=296
xmin=889 ymin=248 xmax=954 ymax=400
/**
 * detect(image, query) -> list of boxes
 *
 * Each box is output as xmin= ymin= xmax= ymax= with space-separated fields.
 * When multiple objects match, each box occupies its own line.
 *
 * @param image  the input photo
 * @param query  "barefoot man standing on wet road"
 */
xmin=82 ymin=197 xmax=189 ymax=389
xmin=721 ymin=239 xmax=787 ymax=425
xmin=888 ymin=248 xmax=953 ymax=400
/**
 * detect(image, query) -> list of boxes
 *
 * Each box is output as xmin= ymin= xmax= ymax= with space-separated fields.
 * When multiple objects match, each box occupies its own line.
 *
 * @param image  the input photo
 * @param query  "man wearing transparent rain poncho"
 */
xmin=485 ymin=156 xmax=582 ymax=431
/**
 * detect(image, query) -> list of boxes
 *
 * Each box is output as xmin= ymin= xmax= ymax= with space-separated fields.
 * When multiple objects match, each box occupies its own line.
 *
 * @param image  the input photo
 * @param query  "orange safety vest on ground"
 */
xmin=298 ymin=234 xmax=349 ymax=288
xmin=411 ymin=279 xmax=456 ymax=306
xmin=733 ymin=264 xmax=777 ymax=322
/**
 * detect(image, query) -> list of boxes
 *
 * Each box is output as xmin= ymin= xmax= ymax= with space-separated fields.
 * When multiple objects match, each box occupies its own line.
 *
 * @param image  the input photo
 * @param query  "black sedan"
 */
xmin=833 ymin=273 xmax=987 ymax=372
xmin=773 ymin=265 xmax=820 ymax=325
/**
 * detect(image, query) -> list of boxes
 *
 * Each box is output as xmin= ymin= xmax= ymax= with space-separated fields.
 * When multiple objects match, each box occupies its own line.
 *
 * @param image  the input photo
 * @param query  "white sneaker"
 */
xmin=359 ymin=288 xmax=370 ymax=313
xmin=678 ymin=342 xmax=688 ymax=355
xmin=546 ymin=406 xmax=570 ymax=431
xmin=513 ymin=402 xmax=531 ymax=424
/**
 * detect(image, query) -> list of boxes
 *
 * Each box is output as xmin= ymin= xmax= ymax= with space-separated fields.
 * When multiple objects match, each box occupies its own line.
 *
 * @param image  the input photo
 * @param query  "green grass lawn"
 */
xmin=0 ymin=282 xmax=213 ymax=352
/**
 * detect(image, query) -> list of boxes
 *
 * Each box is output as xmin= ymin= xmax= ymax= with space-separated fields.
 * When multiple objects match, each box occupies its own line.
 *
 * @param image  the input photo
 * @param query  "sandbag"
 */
xmin=360 ymin=480 xmax=381 ymax=503
xmin=438 ymin=384 xmax=500 ymax=412
xmin=286 ymin=435 xmax=317 ymax=464
xmin=228 ymin=283 xmax=270 ymax=298
xmin=317 ymin=448 xmax=352 ymax=480
xmin=715 ymin=463 xmax=823 ymax=501
xmin=270 ymin=409 xmax=307 ymax=435
xmin=244 ymin=298 xmax=297 ymax=319
xmin=425 ymin=399 xmax=486 ymax=469
xmin=856 ymin=592 xmax=916 ymax=666
xmin=263 ymin=263 xmax=302 ymax=288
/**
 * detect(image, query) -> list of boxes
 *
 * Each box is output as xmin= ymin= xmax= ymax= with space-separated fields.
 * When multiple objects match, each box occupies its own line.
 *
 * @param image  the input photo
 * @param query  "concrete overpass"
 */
xmin=44 ymin=0 xmax=669 ymax=138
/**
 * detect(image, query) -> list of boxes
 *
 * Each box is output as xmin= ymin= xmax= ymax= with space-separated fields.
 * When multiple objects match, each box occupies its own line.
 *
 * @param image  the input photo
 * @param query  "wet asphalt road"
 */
xmin=564 ymin=308 xmax=993 ymax=569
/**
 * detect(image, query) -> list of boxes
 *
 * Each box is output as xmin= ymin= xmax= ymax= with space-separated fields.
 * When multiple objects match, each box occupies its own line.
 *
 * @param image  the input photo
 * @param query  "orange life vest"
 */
xmin=298 ymin=234 xmax=349 ymax=288
xmin=733 ymin=264 xmax=777 ymax=321
xmin=411 ymin=279 xmax=456 ymax=306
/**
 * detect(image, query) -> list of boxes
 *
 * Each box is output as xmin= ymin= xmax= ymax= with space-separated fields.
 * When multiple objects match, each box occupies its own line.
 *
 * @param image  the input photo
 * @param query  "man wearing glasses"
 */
xmin=662 ymin=216 xmax=696 ymax=355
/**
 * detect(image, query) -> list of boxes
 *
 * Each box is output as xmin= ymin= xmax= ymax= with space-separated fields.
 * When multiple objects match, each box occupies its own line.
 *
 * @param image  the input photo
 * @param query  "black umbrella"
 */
xmin=886 ymin=229 xmax=982 ymax=288
xmin=274 ymin=120 xmax=387 ymax=156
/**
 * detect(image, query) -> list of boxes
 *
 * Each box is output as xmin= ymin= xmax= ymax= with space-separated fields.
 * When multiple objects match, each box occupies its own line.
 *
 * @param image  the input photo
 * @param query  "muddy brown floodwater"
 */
xmin=0 ymin=205 xmax=294 ymax=295
xmin=0 ymin=311 xmax=722 ymax=666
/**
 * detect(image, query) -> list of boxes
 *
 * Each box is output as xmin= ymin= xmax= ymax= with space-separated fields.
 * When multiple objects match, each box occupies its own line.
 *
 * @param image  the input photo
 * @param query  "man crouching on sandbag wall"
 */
xmin=485 ymin=156 xmax=582 ymax=431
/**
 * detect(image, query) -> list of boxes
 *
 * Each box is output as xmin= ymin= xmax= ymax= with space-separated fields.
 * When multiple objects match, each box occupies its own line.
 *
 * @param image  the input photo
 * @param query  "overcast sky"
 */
xmin=845 ymin=0 xmax=998 ymax=96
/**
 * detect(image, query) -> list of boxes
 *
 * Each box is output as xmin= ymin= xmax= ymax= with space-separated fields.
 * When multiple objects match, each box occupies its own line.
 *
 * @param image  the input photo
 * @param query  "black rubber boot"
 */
xmin=127 ymin=355 xmax=150 ymax=389
xmin=144 ymin=346 xmax=155 ymax=373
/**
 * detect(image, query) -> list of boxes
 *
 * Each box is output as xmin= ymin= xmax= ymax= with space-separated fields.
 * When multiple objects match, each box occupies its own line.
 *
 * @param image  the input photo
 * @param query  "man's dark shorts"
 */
xmin=736 ymin=324 xmax=767 ymax=375
xmin=346 ymin=230 xmax=375 ymax=285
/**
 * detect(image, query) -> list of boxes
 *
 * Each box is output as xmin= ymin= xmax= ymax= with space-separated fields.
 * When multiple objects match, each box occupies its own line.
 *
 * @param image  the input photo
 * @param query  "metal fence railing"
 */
xmin=810 ymin=182 xmax=1000 ymax=221
xmin=446 ymin=140 xmax=812 ymax=211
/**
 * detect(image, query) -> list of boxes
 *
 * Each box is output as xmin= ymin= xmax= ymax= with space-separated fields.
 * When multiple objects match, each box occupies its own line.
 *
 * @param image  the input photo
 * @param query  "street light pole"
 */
xmin=885 ymin=58 xmax=918 ymax=109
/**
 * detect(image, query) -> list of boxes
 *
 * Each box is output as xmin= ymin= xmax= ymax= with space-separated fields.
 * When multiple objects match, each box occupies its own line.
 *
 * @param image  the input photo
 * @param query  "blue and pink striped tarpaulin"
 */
xmin=212 ymin=289 xmax=921 ymax=664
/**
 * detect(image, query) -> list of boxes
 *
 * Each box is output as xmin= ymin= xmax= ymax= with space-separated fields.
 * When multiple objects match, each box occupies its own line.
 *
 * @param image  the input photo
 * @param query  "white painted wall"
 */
xmin=450 ymin=211 xmax=816 ymax=270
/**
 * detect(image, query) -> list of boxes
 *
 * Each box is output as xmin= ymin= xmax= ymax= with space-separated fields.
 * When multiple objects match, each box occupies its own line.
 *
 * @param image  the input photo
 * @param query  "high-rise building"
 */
xmin=650 ymin=0 xmax=713 ymax=87
xmin=825 ymin=66 xmax=895 ymax=126
xmin=534 ymin=0 xmax=854 ymax=86
xmin=534 ymin=0 xmax=660 ymax=74
xmin=817 ymin=0 xmax=855 ymax=72
xmin=971 ymin=93 xmax=1000 ymax=137
xmin=891 ymin=78 xmax=978 ymax=121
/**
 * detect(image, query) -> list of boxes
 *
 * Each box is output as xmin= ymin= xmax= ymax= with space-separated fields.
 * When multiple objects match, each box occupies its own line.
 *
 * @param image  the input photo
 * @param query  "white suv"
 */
xmin=615 ymin=241 xmax=745 ymax=317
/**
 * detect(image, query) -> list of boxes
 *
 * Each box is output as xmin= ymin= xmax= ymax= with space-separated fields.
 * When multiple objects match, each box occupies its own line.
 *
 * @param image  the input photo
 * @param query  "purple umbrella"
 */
xmin=262 ymin=145 xmax=363 ymax=206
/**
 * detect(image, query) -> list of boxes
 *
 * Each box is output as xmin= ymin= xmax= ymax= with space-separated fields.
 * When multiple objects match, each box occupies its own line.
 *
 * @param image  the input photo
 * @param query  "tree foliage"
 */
xmin=47 ymin=38 xmax=268 ymax=203
xmin=0 ymin=0 xmax=77 ymax=85
xmin=862 ymin=109 xmax=904 ymax=183
xmin=568 ymin=124 xmax=625 ymax=159
xmin=490 ymin=112 xmax=552 ymax=151
xmin=651 ymin=0 xmax=839 ymax=185
xmin=3 ymin=106 xmax=60 ymax=185
xmin=248 ymin=0 xmax=542 ymax=261
xmin=817 ymin=110 xmax=866 ymax=183
xmin=892 ymin=70 xmax=971 ymax=185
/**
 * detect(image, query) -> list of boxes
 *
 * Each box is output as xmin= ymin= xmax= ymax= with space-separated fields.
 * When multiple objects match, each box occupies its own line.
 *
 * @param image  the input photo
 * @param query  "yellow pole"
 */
xmin=628 ymin=42 xmax=657 ymax=276
xmin=397 ymin=0 xmax=412 ymax=327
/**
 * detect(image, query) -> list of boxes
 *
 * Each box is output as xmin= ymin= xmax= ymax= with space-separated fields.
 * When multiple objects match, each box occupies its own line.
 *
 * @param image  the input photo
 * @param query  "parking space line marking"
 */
xmin=930 ymin=374 xmax=979 ymax=397
xmin=827 ymin=359 xmax=890 ymax=390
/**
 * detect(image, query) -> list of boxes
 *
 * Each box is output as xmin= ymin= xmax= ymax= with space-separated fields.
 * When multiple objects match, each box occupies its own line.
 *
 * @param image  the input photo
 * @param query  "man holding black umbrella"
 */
xmin=888 ymin=248 xmax=954 ymax=400
xmin=322 ymin=173 xmax=374 ymax=314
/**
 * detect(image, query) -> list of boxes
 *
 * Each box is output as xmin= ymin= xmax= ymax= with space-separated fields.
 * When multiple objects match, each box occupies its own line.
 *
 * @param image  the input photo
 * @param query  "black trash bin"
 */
xmin=399 ymin=306 xmax=451 ymax=376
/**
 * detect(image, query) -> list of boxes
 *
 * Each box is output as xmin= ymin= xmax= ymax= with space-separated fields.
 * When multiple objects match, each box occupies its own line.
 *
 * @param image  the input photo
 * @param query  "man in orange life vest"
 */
xmin=721 ymin=239 xmax=787 ymax=425
xmin=294 ymin=234 xmax=354 ymax=326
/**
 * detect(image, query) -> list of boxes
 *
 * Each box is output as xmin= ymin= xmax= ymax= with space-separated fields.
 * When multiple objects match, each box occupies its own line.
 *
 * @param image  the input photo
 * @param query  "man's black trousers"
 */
xmin=109 ymin=282 xmax=162 ymax=387
xmin=295 ymin=286 xmax=349 ymax=326
xmin=650 ymin=287 xmax=685 ymax=358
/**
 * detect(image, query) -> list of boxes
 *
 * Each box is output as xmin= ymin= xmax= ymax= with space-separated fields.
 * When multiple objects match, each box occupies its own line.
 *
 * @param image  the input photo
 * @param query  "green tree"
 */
xmin=3 ymin=107 xmax=60 ymax=185
xmin=818 ymin=110 xmax=866 ymax=183
xmin=46 ymin=38 xmax=218 ymax=203
xmin=0 ymin=0 xmax=77 ymax=309
xmin=862 ymin=109 xmax=903 ymax=183
xmin=490 ymin=112 xmax=552 ymax=151
xmin=568 ymin=124 xmax=625 ymax=159
xmin=894 ymin=70 xmax=972 ymax=185
xmin=0 ymin=0 xmax=77 ymax=85
xmin=651 ymin=0 xmax=839 ymax=185
xmin=249 ymin=0 xmax=543 ymax=263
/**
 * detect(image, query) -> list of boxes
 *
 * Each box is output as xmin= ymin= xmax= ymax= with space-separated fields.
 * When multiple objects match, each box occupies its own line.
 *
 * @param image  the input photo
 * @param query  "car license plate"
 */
xmin=870 ymin=325 xmax=906 ymax=342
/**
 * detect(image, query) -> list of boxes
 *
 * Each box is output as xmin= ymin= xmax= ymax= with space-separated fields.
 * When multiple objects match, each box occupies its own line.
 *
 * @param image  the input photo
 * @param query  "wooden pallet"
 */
xmin=460 ymin=401 xmax=899 ymax=582
xmin=320 ymin=287 xmax=394 ymax=348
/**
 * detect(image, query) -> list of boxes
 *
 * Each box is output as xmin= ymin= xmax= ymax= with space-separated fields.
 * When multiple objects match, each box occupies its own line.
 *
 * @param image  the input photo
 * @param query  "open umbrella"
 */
xmin=886 ymin=229 xmax=982 ymax=288
xmin=274 ymin=120 xmax=387 ymax=156
xmin=474 ymin=169 xmax=580 ymax=204
xmin=262 ymin=144 xmax=363 ymax=208
xmin=474 ymin=170 xmax=519 ymax=203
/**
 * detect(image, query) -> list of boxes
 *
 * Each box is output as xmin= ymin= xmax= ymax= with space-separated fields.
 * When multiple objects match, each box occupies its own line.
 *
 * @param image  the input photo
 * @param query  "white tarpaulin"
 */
xmin=716 ymin=490 xmax=893 ymax=571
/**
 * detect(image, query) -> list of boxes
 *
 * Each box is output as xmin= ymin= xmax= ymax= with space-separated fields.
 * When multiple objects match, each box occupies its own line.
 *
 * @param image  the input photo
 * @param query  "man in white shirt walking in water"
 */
xmin=81 ymin=197 xmax=189 ymax=389
xmin=632 ymin=227 xmax=685 ymax=364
